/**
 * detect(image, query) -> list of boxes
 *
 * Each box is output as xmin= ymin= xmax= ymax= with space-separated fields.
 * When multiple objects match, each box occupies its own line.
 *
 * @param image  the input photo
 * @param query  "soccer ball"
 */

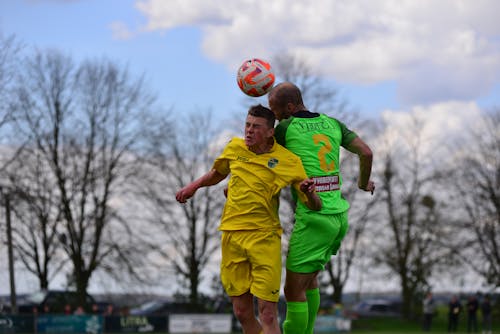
xmin=237 ymin=58 xmax=275 ymax=97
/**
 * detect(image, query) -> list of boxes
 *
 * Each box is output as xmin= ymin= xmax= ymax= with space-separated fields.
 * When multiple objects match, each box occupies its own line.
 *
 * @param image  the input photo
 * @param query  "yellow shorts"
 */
xmin=220 ymin=230 xmax=282 ymax=302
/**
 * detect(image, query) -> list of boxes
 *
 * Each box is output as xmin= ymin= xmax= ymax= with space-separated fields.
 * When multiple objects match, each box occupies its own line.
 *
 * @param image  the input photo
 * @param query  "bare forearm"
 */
xmin=358 ymin=152 xmax=373 ymax=190
xmin=299 ymin=178 xmax=322 ymax=211
xmin=176 ymin=169 xmax=226 ymax=203
xmin=346 ymin=137 xmax=374 ymax=192
xmin=305 ymin=192 xmax=322 ymax=211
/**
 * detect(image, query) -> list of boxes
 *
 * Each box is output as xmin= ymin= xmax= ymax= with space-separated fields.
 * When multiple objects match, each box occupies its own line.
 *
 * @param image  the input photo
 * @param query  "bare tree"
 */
xmin=0 ymin=34 xmax=25 ymax=172
xmin=10 ymin=49 xmax=156 ymax=306
xmin=0 ymin=34 xmax=21 ymax=131
xmin=450 ymin=108 xmax=500 ymax=288
xmin=0 ymin=33 xmax=25 ymax=313
xmin=374 ymin=115 xmax=456 ymax=318
xmin=5 ymin=150 xmax=65 ymax=290
xmin=139 ymin=111 xmax=226 ymax=307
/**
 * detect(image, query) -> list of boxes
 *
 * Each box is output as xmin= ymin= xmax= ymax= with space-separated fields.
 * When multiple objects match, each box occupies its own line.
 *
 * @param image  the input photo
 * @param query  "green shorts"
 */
xmin=286 ymin=211 xmax=348 ymax=273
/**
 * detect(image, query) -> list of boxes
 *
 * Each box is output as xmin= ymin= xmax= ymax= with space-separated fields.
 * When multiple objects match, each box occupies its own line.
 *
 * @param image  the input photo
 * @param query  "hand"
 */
xmin=359 ymin=180 xmax=375 ymax=195
xmin=175 ymin=185 xmax=196 ymax=203
xmin=299 ymin=178 xmax=316 ymax=194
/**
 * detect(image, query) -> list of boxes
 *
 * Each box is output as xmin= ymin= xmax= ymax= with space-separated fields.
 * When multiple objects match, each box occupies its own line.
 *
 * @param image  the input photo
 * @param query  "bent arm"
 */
xmin=345 ymin=137 xmax=375 ymax=194
xmin=176 ymin=169 xmax=227 ymax=203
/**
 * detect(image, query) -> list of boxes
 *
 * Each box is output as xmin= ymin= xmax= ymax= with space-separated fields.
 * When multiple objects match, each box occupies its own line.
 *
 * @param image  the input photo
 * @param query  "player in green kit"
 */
xmin=268 ymin=82 xmax=375 ymax=334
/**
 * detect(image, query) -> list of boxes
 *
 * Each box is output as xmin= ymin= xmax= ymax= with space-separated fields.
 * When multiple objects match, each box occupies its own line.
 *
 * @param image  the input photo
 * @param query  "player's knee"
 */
xmin=284 ymin=284 xmax=304 ymax=301
xmin=258 ymin=305 xmax=278 ymax=327
xmin=232 ymin=304 xmax=254 ymax=323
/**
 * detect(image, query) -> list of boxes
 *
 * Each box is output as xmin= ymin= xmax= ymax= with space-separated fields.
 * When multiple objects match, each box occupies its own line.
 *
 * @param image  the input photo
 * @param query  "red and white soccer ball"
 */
xmin=237 ymin=58 xmax=275 ymax=97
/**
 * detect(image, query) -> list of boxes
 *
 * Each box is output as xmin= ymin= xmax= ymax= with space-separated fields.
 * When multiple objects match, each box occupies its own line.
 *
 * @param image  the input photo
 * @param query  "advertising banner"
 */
xmin=36 ymin=315 xmax=102 ymax=334
xmin=0 ymin=315 xmax=35 ymax=334
xmin=103 ymin=315 xmax=167 ymax=333
xmin=169 ymin=314 xmax=232 ymax=333
xmin=315 ymin=315 xmax=352 ymax=333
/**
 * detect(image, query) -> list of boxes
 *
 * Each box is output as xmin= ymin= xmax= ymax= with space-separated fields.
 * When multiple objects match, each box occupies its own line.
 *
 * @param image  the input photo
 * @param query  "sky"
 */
xmin=0 ymin=0 xmax=499 ymax=295
xmin=1 ymin=0 xmax=499 ymax=123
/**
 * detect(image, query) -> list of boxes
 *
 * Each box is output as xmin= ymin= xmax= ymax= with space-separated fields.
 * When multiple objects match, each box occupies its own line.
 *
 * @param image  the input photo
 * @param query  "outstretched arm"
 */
xmin=176 ymin=169 xmax=227 ymax=203
xmin=299 ymin=179 xmax=322 ymax=211
xmin=345 ymin=137 xmax=375 ymax=194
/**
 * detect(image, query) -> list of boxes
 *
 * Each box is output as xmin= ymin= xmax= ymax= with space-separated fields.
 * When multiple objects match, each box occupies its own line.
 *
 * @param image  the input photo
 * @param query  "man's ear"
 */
xmin=268 ymin=127 xmax=275 ymax=137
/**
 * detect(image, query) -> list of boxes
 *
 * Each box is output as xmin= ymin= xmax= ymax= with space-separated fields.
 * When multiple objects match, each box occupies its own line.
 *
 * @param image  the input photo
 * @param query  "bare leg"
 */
xmin=284 ymin=270 xmax=319 ymax=301
xmin=231 ymin=292 xmax=262 ymax=334
xmin=257 ymin=298 xmax=281 ymax=334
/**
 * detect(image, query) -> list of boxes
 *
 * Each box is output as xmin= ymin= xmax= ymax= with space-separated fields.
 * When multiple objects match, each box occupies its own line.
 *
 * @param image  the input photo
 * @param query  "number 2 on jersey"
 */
xmin=313 ymin=134 xmax=335 ymax=172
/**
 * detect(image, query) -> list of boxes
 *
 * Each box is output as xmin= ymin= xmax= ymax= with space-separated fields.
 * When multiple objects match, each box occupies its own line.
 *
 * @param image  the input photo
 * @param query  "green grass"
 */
xmin=40 ymin=305 xmax=500 ymax=334
xmin=352 ymin=316 xmax=424 ymax=332
xmin=350 ymin=305 xmax=499 ymax=333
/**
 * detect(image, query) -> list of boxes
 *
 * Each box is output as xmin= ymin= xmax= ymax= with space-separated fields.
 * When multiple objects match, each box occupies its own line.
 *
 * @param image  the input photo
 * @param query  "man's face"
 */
xmin=244 ymin=114 xmax=273 ymax=148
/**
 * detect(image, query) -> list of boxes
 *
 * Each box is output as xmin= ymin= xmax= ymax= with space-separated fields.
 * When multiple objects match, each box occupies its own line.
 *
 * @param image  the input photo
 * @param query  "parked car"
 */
xmin=16 ymin=289 xmax=96 ymax=314
xmin=129 ymin=299 xmax=205 ymax=316
xmin=349 ymin=298 xmax=402 ymax=318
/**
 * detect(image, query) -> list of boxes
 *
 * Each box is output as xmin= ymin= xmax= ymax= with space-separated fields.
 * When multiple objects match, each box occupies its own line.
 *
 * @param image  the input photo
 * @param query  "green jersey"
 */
xmin=275 ymin=112 xmax=357 ymax=214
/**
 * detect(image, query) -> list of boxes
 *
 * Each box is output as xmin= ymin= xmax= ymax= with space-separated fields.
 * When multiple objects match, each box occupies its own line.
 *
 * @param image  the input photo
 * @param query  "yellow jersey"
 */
xmin=213 ymin=137 xmax=309 ymax=231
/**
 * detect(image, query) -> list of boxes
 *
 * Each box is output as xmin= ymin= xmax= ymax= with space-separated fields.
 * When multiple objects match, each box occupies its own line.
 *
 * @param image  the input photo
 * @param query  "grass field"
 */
xmin=350 ymin=306 xmax=499 ymax=333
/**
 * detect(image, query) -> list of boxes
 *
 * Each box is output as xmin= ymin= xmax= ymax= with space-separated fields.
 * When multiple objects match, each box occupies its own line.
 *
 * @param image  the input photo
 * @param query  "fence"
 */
xmin=0 ymin=313 xmax=350 ymax=333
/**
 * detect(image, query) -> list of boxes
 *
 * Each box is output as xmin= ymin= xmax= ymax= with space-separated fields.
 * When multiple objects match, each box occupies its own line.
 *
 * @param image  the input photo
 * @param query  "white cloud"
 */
xmin=109 ymin=21 xmax=135 ymax=40
xmin=129 ymin=0 xmax=500 ymax=106
xmin=377 ymin=101 xmax=482 ymax=162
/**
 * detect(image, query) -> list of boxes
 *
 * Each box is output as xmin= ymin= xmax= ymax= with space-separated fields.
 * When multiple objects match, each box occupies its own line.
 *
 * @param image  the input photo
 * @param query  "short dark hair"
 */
xmin=248 ymin=104 xmax=275 ymax=128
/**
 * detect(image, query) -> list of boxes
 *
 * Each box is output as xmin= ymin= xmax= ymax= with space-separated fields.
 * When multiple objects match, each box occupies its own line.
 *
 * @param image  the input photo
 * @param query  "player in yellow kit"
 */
xmin=176 ymin=104 xmax=322 ymax=334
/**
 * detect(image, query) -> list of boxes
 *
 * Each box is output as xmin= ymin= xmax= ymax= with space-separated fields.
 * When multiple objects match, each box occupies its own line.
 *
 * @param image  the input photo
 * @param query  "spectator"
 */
xmin=104 ymin=304 xmax=114 ymax=316
xmin=64 ymin=304 xmax=72 ymax=315
xmin=422 ymin=292 xmax=435 ymax=332
xmin=480 ymin=295 xmax=492 ymax=334
xmin=448 ymin=295 xmax=462 ymax=332
xmin=74 ymin=306 xmax=85 ymax=315
xmin=333 ymin=303 xmax=343 ymax=317
xmin=467 ymin=295 xmax=479 ymax=333
xmin=119 ymin=306 xmax=130 ymax=316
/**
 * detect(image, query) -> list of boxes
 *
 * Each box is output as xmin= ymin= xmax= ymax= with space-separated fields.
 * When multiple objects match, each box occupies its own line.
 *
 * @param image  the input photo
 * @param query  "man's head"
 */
xmin=268 ymin=82 xmax=305 ymax=121
xmin=245 ymin=104 xmax=275 ymax=153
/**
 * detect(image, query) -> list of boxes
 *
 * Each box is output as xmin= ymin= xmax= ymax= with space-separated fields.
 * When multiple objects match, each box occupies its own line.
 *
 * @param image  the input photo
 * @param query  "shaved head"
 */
xmin=268 ymin=82 xmax=304 ymax=107
xmin=268 ymin=82 xmax=306 ymax=120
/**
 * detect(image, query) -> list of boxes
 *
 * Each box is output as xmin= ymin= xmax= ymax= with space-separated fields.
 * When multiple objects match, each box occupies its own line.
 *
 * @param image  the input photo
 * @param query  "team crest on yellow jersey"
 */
xmin=268 ymin=158 xmax=278 ymax=168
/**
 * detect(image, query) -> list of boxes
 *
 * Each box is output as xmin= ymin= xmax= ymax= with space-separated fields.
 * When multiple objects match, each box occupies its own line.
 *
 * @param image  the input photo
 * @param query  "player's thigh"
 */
xmin=231 ymin=292 xmax=255 ymax=317
xmin=287 ymin=212 xmax=346 ymax=272
xmin=284 ymin=270 xmax=319 ymax=301
xmin=330 ymin=211 xmax=349 ymax=255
